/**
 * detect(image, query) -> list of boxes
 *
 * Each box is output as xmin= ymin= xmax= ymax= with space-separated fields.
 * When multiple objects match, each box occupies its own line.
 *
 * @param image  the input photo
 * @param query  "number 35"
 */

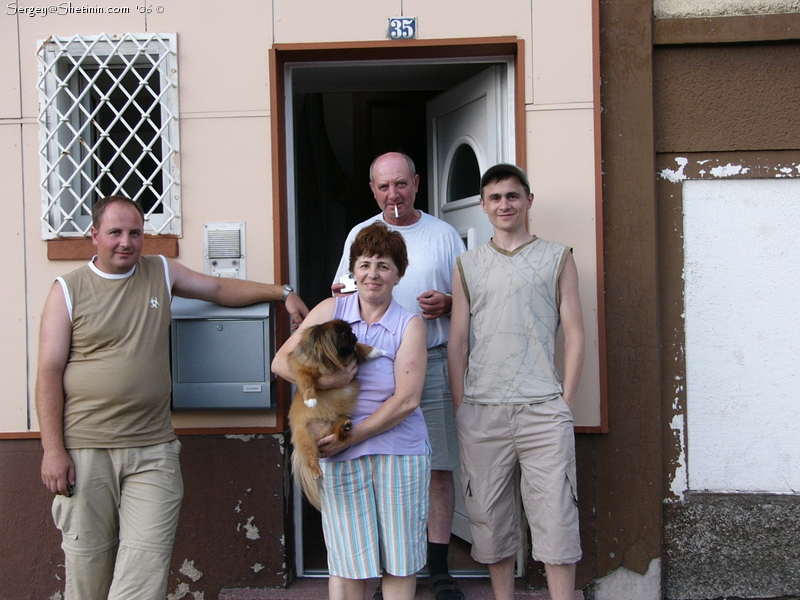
xmin=388 ymin=18 xmax=417 ymax=39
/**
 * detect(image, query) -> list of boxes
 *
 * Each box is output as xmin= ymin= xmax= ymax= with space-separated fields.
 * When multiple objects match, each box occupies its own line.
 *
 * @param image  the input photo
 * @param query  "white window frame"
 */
xmin=37 ymin=33 xmax=181 ymax=239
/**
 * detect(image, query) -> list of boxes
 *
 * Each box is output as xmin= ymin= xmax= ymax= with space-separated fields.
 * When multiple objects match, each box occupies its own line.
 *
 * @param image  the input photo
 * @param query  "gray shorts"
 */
xmin=420 ymin=346 xmax=461 ymax=472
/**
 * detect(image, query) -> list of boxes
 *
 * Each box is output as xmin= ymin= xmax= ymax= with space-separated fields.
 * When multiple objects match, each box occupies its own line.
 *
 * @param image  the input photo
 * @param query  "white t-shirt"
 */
xmin=332 ymin=211 xmax=466 ymax=348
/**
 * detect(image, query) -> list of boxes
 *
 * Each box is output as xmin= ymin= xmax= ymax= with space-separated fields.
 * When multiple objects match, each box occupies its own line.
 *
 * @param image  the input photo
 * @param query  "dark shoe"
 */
xmin=373 ymin=581 xmax=383 ymax=600
xmin=429 ymin=573 xmax=465 ymax=600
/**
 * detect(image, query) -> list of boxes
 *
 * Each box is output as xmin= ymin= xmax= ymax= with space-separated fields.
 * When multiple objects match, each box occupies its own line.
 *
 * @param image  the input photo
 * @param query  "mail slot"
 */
xmin=171 ymin=297 xmax=275 ymax=410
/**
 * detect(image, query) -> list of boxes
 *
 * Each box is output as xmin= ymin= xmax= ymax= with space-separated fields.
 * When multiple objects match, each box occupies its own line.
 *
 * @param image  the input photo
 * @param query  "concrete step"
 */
xmin=220 ymin=577 xmax=586 ymax=599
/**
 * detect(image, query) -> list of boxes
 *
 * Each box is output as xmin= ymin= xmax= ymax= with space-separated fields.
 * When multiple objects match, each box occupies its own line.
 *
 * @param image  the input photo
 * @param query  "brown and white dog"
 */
xmin=287 ymin=319 xmax=382 ymax=509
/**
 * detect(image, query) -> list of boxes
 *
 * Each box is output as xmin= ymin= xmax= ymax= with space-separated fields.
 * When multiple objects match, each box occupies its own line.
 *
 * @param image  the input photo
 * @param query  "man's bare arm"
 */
xmin=36 ymin=283 xmax=75 ymax=496
xmin=558 ymin=253 xmax=585 ymax=411
xmin=168 ymin=259 xmax=309 ymax=326
xmin=447 ymin=265 xmax=470 ymax=413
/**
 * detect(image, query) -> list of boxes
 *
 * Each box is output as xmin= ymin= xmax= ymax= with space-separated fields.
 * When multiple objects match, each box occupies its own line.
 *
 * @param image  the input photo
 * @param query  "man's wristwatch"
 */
xmin=279 ymin=284 xmax=293 ymax=303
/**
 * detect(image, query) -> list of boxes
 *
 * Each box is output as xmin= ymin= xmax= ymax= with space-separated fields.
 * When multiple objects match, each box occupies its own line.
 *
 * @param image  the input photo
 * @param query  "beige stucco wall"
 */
xmin=0 ymin=125 xmax=28 ymax=433
xmin=528 ymin=106 xmax=601 ymax=427
xmin=2 ymin=0 xmax=599 ymax=433
xmin=4 ymin=3 xmax=280 ymax=432
xmin=655 ymin=0 xmax=800 ymax=18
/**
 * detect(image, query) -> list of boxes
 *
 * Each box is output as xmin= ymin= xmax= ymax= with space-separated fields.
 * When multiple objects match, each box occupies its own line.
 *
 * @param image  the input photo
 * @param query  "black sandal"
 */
xmin=429 ymin=573 xmax=465 ymax=600
xmin=372 ymin=581 xmax=383 ymax=600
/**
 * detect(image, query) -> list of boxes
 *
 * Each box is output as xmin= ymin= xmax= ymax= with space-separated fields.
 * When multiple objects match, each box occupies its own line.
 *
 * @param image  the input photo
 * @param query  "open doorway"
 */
xmin=292 ymin=88 xmax=437 ymax=310
xmin=275 ymin=43 xmax=522 ymax=576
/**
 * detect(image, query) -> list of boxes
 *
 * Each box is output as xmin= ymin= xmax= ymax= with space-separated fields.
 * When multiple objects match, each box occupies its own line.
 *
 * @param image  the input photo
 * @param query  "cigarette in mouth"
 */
xmin=394 ymin=205 xmax=399 ymax=219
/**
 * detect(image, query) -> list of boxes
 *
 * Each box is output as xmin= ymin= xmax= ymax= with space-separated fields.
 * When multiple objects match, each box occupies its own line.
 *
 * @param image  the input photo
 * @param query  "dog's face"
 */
xmin=327 ymin=319 xmax=358 ymax=360
xmin=299 ymin=319 xmax=358 ymax=370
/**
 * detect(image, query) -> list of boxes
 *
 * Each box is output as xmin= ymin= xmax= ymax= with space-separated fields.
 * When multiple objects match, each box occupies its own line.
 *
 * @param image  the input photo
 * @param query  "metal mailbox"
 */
xmin=170 ymin=297 xmax=275 ymax=410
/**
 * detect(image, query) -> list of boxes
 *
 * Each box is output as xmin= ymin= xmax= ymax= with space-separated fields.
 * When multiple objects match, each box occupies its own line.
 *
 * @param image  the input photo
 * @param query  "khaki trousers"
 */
xmin=52 ymin=440 xmax=183 ymax=600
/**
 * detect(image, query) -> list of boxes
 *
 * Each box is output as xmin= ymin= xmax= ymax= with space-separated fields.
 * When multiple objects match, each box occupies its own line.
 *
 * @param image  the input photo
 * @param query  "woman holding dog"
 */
xmin=273 ymin=222 xmax=430 ymax=600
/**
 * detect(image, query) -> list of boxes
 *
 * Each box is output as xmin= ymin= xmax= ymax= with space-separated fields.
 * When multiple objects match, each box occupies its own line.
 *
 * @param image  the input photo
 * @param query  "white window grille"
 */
xmin=37 ymin=33 xmax=181 ymax=238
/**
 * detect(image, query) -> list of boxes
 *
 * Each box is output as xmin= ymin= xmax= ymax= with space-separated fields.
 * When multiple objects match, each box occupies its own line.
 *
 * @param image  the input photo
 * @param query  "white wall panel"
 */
xmin=684 ymin=178 xmax=800 ymax=492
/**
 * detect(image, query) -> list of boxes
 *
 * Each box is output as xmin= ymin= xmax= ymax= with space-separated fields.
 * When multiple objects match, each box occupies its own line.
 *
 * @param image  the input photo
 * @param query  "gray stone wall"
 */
xmin=655 ymin=0 xmax=800 ymax=18
xmin=663 ymin=493 xmax=800 ymax=600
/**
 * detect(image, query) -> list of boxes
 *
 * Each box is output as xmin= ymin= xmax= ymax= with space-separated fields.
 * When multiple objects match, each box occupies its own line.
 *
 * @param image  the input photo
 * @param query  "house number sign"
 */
xmin=388 ymin=17 xmax=417 ymax=39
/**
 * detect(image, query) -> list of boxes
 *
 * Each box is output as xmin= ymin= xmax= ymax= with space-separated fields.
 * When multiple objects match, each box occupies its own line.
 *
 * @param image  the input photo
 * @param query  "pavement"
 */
xmin=219 ymin=577 xmax=585 ymax=599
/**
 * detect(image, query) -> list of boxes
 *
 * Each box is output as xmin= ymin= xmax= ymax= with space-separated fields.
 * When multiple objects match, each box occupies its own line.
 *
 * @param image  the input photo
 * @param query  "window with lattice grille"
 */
xmin=37 ymin=33 xmax=181 ymax=239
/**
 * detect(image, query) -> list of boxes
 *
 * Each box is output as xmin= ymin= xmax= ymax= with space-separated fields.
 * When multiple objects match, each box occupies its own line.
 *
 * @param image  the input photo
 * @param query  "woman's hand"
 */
xmin=317 ymin=433 xmax=351 ymax=458
xmin=316 ymin=358 xmax=358 ymax=390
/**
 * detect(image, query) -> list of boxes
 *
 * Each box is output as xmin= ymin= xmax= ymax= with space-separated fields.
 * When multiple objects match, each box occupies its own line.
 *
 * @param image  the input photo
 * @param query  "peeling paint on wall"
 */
xmin=776 ymin=164 xmax=800 ymax=177
xmin=243 ymin=516 xmax=261 ymax=540
xmin=772 ymin=163 xmax=800 ymax=177
xmin=668 ymin=409 xmax=688 ymax=500
xmin=659 ymin=155 xmax=800 ymax=185
xmin=223 ymin=433 xmax=272 ymax=442
xmin=708 ymin=162 xmax=749 ymax=178
xmin=251 ymin=563 xmax=265 ymax=572
xmin=273 ymin=433 xmax=286 ymax=455
xmin=666 ymin=329 xmax=689 ymax=503
xmin=167 ymin=581 xmax=205 ymax=600
xmin=659 ymin=156 xmax=689 ymax=182
xmin=166 ymin=559 xmax=205 ymax=599
xmin=225 ymin=434 xmax=256 ymax=442
xmin=179 ymin=559 xmax=203 ymax=582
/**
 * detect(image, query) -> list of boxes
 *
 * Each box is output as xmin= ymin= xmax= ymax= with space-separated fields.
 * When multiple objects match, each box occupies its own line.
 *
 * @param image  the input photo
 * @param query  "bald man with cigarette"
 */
xmin=331 ymin=152 xmax=467 ymax=600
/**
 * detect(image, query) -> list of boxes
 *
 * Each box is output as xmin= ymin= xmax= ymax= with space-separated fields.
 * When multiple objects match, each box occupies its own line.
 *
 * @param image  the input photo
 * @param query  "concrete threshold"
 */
xmin=220 ymin=577 xmax=586 ymax=599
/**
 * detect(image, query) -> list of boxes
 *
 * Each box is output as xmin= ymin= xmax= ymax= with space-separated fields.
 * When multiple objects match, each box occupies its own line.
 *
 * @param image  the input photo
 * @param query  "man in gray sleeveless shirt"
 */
xmin=36 ymin=195 xmax=309 ymax=600
xmin=448 ymin=165 xmax=585 ymax=600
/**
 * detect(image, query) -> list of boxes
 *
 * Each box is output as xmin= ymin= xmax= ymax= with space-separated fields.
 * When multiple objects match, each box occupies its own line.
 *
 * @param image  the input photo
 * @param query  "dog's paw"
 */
xmin=365 ymin=347 xmax=384 ymax=360
xmin=342 ymin=421 xmax=352 ymax=432
xmin=304 ymin=398 xmax=317 ymax=408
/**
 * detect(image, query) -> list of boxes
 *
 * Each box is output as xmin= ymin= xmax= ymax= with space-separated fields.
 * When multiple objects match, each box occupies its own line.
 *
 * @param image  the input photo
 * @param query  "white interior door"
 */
xmin=427 ymin=64 xmax=514 ymax=544
xmin=427 ymin=64 xmax=513 ymax=250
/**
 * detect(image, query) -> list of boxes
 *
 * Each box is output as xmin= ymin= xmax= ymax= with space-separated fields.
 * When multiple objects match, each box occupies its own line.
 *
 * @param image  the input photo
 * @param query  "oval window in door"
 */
xmin=446 ymin=143 xmax=480 ymax=203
